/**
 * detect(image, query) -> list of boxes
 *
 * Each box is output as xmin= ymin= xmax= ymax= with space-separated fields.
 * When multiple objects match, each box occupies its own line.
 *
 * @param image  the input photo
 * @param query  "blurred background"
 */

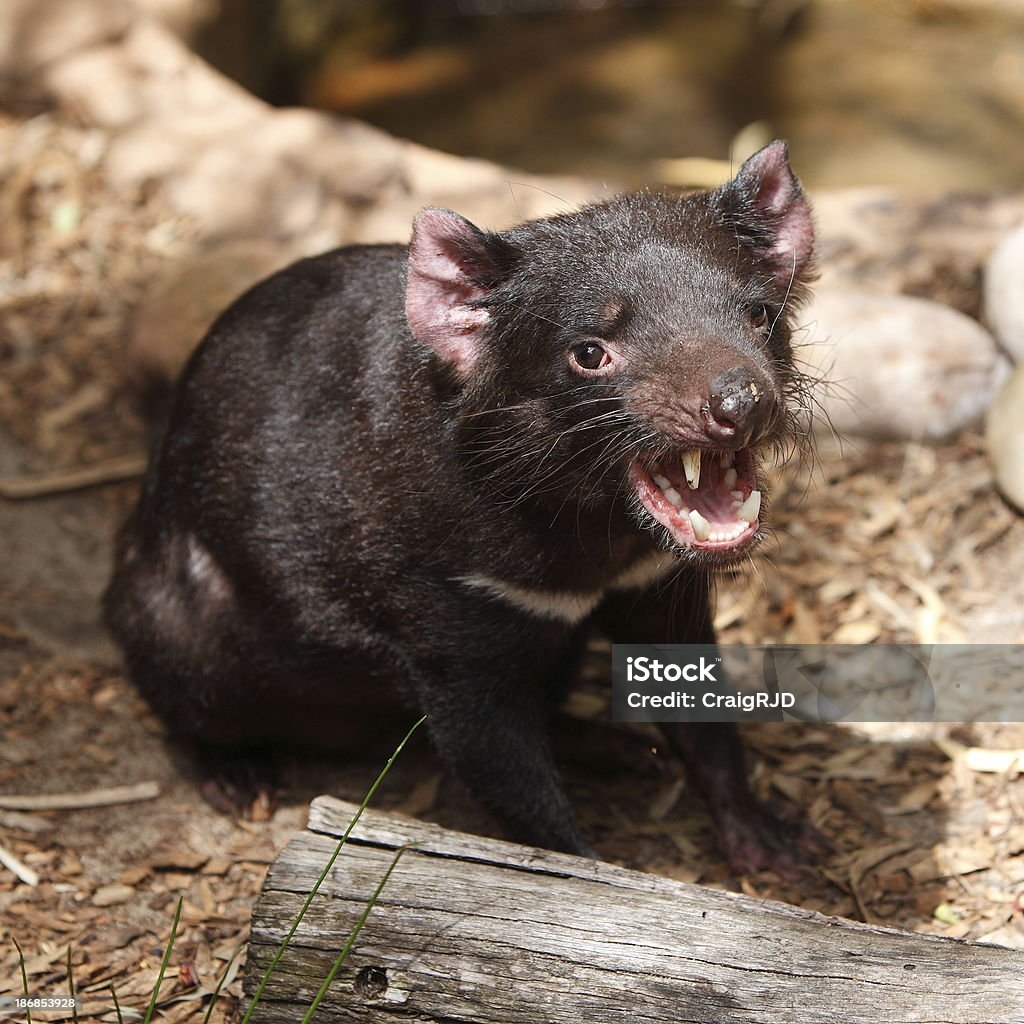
xmin=190 ymin=0 xmax=1024 ymax=189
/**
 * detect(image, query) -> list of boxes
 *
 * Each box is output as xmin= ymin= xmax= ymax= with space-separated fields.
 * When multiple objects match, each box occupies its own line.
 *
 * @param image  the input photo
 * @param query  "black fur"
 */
xmin=105 ymin=142 xmax=823 ymax=871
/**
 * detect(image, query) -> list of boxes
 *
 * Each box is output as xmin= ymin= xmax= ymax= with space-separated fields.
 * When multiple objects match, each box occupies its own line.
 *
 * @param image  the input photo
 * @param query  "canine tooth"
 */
xmin=653 ymin=473 xmax=671 ymax=489
xmin=724 ymin=467 xmax=738 ymax=488
xmin=688 ymin=509 xmax=711 ymax=541
xmin=736 ymin=490 xmax=761 ymax=523
xmin=682 ymin=450 xmax=701 ymax=489
xmin=663 ymin=487 xmax=683 ymax=507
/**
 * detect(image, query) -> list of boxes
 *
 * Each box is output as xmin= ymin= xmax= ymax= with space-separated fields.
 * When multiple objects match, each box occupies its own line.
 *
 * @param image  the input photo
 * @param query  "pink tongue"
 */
xmin=686 ymin=480 xmax=741 ymax=523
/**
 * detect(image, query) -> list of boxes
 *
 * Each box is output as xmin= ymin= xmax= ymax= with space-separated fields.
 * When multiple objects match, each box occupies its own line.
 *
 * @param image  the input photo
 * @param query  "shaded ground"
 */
xmin=2 ymin=109 xmax=1024 ymax=1023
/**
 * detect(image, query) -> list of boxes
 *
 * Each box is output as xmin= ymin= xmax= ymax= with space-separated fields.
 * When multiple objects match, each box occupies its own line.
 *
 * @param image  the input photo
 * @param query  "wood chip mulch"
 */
xmin=2 ymin=109 xmax=1024 ymax=1022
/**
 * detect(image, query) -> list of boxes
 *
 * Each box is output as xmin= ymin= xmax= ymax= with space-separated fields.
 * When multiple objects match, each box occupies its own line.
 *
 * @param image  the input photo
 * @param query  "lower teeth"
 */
xmin=736 ymin=490 xmax=762 ymax=523
xmin=688 ymin=509 xmax=711 ymax=541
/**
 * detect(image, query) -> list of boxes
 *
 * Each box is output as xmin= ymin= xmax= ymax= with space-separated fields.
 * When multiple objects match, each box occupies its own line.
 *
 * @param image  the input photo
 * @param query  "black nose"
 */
xmin=705 ymin=366 xmax=774 ymax=446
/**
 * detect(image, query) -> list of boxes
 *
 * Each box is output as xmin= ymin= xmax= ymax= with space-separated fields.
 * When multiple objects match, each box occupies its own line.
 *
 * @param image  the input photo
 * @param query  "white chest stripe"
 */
xmin=456 ymin=574 xmax=603 ymax=625
xmin=455 ymin=553 xmax=676 ymax=625
xmin=609 ymin=551 xmax=676 ymax=592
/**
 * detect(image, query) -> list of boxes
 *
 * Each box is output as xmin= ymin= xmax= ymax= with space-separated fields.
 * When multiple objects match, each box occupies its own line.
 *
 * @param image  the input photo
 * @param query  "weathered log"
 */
xmin=246 ymin=796 xmax=1024 ymax=1023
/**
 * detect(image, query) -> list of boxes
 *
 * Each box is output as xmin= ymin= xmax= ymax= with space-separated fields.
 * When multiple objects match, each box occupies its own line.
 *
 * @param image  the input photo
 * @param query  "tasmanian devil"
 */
xmin=104 ymin=140 xmax=826 ymax=876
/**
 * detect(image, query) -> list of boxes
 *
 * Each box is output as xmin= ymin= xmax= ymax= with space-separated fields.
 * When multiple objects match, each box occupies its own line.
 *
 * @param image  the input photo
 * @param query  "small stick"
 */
xmin=0 ymin=781 xmax=160 ymax=811
xmin=0 ymin=838 xmax=40 ymax=886
xmin=0 ymin=454 xmax=147 ymax=500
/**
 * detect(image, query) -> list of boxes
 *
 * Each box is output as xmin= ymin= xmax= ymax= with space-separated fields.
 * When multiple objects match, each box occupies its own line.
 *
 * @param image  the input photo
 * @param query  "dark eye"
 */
xmin=751 ymin=303 xmax=771 ymax=329
xmin=572 ymin=342 xmax=610 ymax=371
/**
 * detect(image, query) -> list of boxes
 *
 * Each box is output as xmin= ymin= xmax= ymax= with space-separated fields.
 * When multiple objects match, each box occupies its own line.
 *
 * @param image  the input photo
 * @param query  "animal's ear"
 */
xmin=714 ymin=140 xmax=815 ymax=287
xmin=406 ymin=207 xmax=511 ymax=375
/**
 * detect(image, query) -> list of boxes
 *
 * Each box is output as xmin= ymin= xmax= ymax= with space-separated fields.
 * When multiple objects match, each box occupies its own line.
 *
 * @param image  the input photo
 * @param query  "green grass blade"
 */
xmin=201 ymin=942 xmax=243 ymax=1024
xmin=13 ymin=937 xmax=32 ymax=1024
xmin=142 ymin=896 xmax=183 ymax=1024
xmin=240 ymin=715 xmax=425 ymax=1024
xmin=300 ymin=845 xmax=411 ymax=1024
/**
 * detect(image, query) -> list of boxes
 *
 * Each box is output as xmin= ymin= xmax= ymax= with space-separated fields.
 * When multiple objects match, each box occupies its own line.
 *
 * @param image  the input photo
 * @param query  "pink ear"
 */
xmin=406 ymin=208 xmax=500 ymax=375
xmin=729 ymin=141 xmax=815 ymax=285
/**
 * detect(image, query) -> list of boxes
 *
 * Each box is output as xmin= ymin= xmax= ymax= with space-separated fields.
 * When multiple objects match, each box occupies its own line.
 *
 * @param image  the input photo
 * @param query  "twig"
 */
xmin=0 ymin=838 xmax=39 ymax=885
xmin=0 ymin=809 xmax=51 ymax=832
xmin=0 ymin=782 xmax=160 ymax=811
xmin=0 ymin=454 xmax=147 ymax=500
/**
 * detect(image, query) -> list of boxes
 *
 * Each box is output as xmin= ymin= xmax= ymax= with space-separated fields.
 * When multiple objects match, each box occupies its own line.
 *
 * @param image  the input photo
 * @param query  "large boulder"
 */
xmin=127 ymin=238 xmax=299 ymax=389
xmin=983 ymin=221 xmax=1024 ymax=362
xmin=813 ymin=188 xmax=1024 ymax=318
xmin=797 ymin=290 xmax=1010 ymax=441
xmin=6 ymin=2 xmax=599 ymax=387
xmin=986 ymin=365 xmax=1024 ymax=513
xmin=0 ymin=0 xmax=131 ymax=95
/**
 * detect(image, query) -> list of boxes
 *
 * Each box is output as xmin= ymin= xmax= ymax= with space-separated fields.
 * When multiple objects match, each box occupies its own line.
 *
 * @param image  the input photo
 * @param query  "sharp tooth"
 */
xmin=736 ymin=490 xmax=761 ymax=524
xmin=682 ymin=450 xmax=701 ymax=489
xmin=653 ymin=473 xmax=671 ymax=490
xmin=688 ymin=509 xmax=711 ymax=541
xmin=724 ymin=467 xmax=738 ymax=488
xmin=663 ymin=487 xmax=683 ymax=507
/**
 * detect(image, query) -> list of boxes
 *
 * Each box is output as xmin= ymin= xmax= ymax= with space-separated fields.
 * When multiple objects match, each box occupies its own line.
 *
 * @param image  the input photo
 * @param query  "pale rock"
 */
xmin=349 ymin=139 xmax=597 ymax=244
xmin=0 ymin=0 xmax=130 ymax=83
xmin=51 ymin=20 xmax=264 ymax=134
xmin=7 ymin=3 xmax=602 ymax=254
xmin=983 ymin=221 xmax=1024 ymax=362
xmin=128 ymin=239 xmax=296 ymax=386
xmin=45 ymin=45 xmax=149 ymax=128
xmin=797 ymin=290 xmax=1010 ymax=441
xmin=813 ymin=187 xmax=1024 ymax=316
xmin=131 ymin=0 xmax=216 ymax=40
xmin=986 ymin=364 xmax=1024 ymax=513
xmin=154 ymin=108 xmax=401 ymax=236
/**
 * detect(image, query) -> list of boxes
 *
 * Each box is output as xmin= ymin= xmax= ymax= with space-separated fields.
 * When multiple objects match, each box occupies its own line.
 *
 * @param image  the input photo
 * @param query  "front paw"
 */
xmin=712 ymin=799 xmax=830 ymax=880
xmin=196 ymin=749 xmax=278 ymax=821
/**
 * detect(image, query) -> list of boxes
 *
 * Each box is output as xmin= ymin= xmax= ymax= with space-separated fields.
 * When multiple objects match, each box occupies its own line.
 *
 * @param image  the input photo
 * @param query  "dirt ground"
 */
xmin=2 ymin=111 xmax=1024 ymax=1023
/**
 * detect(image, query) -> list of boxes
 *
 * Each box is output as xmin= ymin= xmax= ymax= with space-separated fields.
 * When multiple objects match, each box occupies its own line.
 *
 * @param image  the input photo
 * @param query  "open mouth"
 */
xmin=629 ymin=448 xmax=762 ymax=554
